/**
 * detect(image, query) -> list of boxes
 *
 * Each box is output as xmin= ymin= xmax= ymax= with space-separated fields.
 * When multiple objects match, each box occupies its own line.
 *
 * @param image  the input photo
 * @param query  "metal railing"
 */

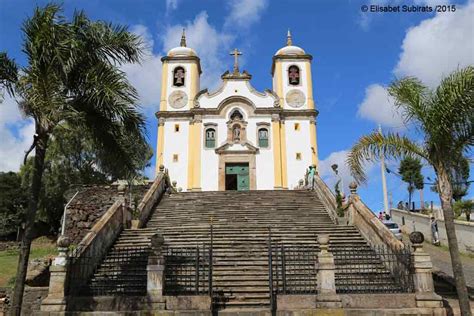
xmin=163 ymin=245 xmax=212 ymax=295
xmin=268 ymin=229 xmax=319 ymax=313
xmin=271 ymin=243 xmax=319 ymax=295
xmin=334 ymin=244 xmax=414 ymax=294
xmin=67 ymin=246 xmax=150 ymax=296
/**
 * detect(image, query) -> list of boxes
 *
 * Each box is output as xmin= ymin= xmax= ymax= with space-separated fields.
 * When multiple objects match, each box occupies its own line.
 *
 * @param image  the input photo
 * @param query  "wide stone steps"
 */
xmin=83 ymin=190 xmax=405 ymax=311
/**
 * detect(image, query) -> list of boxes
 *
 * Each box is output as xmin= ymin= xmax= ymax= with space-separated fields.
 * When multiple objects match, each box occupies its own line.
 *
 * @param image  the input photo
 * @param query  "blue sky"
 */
xmin=1 ymin=0 xmax=473 ymax=212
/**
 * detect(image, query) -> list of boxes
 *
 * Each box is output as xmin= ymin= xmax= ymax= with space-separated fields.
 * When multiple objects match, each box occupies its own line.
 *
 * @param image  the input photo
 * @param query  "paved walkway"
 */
xmin=422 ymin=241 xmax=474 ymax=289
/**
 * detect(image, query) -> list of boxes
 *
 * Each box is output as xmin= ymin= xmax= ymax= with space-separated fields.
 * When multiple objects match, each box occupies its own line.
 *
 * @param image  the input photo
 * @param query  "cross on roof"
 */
xmin=230 ymin=48 xmax=242 ymax=73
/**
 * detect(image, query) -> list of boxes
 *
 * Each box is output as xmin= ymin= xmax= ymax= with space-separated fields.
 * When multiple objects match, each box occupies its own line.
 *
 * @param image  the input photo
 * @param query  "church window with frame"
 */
xmin=288 ymin=65 xmax=300 ymax=86
xmin=173 ymin=66 xmax=185 ymax=87
xmin=205 ymin=128 xmax=216 ymax=148
xmin=258 ymin=128 xmax=269 ymax=148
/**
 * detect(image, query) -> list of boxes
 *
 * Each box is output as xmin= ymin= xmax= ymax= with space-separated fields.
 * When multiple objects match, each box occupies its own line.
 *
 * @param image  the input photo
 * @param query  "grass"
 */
xmin=0 ymin=237 xmax=57 ymax=287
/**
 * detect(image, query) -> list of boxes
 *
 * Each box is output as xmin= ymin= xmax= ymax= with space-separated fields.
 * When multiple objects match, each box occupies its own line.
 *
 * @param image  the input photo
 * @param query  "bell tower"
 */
xmin=160 ymin=29 xmax=201 ymax=112
xmin=271 ymin=30 xmax=314 ymax=110
xmin=271 ymin=31 xmax=319 ymax=187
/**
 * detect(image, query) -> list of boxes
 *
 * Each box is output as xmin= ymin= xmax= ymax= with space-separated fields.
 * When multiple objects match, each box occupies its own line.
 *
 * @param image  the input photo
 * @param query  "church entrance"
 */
xmin=225 ymin=163 xmax=249 ymax=191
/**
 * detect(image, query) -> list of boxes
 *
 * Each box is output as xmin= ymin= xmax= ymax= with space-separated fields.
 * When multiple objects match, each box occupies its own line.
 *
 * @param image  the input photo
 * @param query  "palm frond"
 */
xmin=0 ymin=52 xmax=19 ymax=95
xmin=388 ymin=77 xmax=430 ymax=127
xmin=347 ymin=131 xmax=428 ymax=183
xmin=428 ymin=66 xmax=474 ymax=149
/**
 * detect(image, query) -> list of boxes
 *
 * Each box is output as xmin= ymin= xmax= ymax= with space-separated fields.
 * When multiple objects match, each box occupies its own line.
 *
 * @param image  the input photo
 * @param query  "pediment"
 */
xmin=195 ymin=79 xmax=279 ymax=109
xmin=215 ymin=141 xmax=259 ymax=154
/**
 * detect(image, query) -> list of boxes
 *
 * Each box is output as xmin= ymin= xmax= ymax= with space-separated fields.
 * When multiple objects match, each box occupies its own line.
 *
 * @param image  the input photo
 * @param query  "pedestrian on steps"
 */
xmin=378 ymin=212 xmax=384 ymax=221
xmin=308 ymin=165 xmax=316 ymax=190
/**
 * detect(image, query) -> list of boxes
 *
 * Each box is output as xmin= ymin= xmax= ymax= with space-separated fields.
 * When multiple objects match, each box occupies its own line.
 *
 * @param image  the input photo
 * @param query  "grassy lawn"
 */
xmin=0 ymin=237 xmax=57 ymax=287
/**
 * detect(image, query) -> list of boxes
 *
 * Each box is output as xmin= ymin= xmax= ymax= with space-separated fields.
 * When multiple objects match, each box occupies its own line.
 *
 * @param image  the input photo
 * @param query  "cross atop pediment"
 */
xmin=230 ymin=48 xmax=242 ymax=73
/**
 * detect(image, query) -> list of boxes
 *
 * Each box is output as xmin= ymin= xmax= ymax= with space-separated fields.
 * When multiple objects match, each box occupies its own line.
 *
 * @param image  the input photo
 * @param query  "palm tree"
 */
xmin=0 ymin=4 xmax=148 ymax=314
xmin=0 ymin=52 xmax=18 ymax=97
xmin=347 ymin=66 xmax=473 ymax=315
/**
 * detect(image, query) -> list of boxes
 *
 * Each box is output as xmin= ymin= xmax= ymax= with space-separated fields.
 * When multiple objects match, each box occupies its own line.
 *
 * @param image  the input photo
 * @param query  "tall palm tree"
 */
xmin=347 ymin=66 xmax=473 ymax=315
xmin=0 ymin=4 xmax=148 ymax=314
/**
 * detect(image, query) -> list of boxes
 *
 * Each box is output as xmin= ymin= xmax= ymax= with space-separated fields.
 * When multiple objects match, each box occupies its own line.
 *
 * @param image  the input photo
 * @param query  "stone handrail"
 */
xmin=349 ymin=192 xmax=404 ymax=250
xmin=313 ymin=174 xmax=338 ymax=223
xmin=137 ymin=169 xmax=170 ymax=228
xmin=70 ymin=199 xmax=127 ymax=286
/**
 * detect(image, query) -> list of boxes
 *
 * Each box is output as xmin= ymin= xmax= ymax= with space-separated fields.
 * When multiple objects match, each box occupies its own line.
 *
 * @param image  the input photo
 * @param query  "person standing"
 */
xmin=308 ymin=165 xmax=316 ymax=190
xmin=378 ymin=212 xmax=384 ymax=220
xmin=430 ymin=216 xmax=440 ymax=245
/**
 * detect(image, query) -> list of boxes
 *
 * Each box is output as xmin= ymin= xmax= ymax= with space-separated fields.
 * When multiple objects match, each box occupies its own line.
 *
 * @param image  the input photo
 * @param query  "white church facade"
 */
xmin=155 ymin=31 xmax=319 ymax=191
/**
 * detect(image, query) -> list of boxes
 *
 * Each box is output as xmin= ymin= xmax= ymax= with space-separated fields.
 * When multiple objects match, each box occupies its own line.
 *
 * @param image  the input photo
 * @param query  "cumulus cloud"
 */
xmin=394 ymin=1 xmax=474 ymax=87
xmin=319 ymin=150 xmax=355 ymax=195
xmin=358 ymin=2 xmax=472 ymax=126
xmin=121 ymin=24 xmax=163 ymax=112
xmin=224 ymin=0 xmax=268 ymax=30
xmin=166 ymin=0 xmax=180 ymax=14
xmin=0 ymin=95 xmax=35 ymax=172
xmin=319 ymin=150 xmax=377 ymax=195
xmin=161 ymin=12 xmax=233 ymax=90
xmin=357 ymin=84 xmax=404 ymax=127
xmin=358 ymin=0 xmax=451 ymax=30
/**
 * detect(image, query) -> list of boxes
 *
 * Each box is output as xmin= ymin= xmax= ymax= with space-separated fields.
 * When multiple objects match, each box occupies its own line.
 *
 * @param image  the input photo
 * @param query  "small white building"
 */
xmin=156 ymin=31 xmax=319 ymax=191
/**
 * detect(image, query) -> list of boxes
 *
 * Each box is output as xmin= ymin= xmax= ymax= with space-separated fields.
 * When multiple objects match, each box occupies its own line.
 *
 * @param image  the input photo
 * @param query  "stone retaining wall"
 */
xmin=391 ymin=208 xmax=474 ymax=254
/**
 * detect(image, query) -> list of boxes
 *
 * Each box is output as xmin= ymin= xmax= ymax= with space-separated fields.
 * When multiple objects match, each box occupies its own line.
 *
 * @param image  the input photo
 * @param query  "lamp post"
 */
xmin=331 ymin=164 xmax=343 ymax=195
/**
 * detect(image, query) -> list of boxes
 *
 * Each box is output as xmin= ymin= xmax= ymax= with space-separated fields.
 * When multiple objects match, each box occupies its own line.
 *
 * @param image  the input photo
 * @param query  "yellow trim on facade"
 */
xmin=189 ymin=62 xmax=199 ymax=109
xmin=305 ymin=62 xmax=315 ymax=109
xmin=280 ymin=121 xmax=288 ymax=189
xmin=187 ymin=121 xmax=196 ymax=190
xmin=192 ymin=120 xmax=202 ymax=190
xmin=156 ymin=124 xmax=165 ymax=172
xmin=310 ymin=121 xmax=319 ymax=168
xmin=272 ymin=120 xmax=282 ymax=189
xmin=160 ymin=62 xmax=169 ymax=111
xmin=274 ymin=61 xmax=284 ymax=106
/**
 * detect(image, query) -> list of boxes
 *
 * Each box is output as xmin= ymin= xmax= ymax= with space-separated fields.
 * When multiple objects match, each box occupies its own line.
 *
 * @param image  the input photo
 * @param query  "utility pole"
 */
xmin=379 ymin=125 xmax=389 ymax=215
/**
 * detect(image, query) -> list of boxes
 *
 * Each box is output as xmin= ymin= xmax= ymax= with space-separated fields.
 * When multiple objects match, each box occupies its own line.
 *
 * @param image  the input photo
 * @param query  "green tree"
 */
xmin=0 ymin=4 xmax=147 ymax=314
xmin=0 ymin=172 xmax=28 ymax=238
xmin=347 ymin=67 xmax=473 ymax=315
xmin=398 ymin=157 xmax=424 ymax=209
xmin=453 ymin=200 xmax=473 ymax=221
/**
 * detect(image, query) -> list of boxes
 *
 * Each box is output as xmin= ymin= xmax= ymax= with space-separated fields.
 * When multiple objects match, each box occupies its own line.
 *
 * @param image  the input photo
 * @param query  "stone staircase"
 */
xmin=85 ymin=190 xmax=405 ymax=311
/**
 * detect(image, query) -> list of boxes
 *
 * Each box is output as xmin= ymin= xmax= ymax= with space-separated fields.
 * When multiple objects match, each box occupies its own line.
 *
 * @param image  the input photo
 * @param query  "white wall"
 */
xmin=285 ymin=118 xmax=312 ymax=189
xmin=279 ymin=60 xmax=310 ymax=110
xmin=163 ymin=120 xmax=189 ymax=191
xmin=391 ymin=208 xmax=474 ymax=254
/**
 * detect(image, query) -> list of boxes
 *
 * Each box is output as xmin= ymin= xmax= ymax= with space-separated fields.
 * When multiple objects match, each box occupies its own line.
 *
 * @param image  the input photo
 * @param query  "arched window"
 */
xmin=258 ymin=128 xmax=269 ymax=148
xmin=173 ymin=66 xmax=185 ymax=87
xmin=205 ymin=128 xmax=216 ymax=148
xmin=288 ymin=65 xmax=300 ymax=85
xmin=230 ymin=109 xmax=244 ymax=121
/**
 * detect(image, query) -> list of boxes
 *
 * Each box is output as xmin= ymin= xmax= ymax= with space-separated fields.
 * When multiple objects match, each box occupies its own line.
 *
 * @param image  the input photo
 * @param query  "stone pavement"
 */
xmin=422 ymin=241 xmax=474 ymax=289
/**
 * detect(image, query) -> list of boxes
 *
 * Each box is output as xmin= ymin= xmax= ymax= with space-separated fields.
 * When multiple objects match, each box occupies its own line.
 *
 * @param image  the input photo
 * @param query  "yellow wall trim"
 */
xmin=280 ymin=120 xmax=288 ymax=189
xmin=305 ymin=62 xmax=315 ymax=109
xmin=160 ymin=62 xmax=169 ymax=111
xmin=272 ymin=119 xmax=282 ymax=188
xmin=310 ymin=120 xmax=319 ymax=168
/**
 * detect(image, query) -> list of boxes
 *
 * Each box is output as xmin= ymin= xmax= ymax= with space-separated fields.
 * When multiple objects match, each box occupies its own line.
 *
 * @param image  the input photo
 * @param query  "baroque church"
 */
xmin=156 ymin=30 xmax=319 ymax=191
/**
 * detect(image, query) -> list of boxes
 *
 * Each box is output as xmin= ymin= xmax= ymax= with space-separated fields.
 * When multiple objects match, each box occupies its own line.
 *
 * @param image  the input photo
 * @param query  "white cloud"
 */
xmin=224 ymin=0 xmax=268 ymax=30
xmin=319 ymin=150 xmax=355 ymax=195
xmin=161 ymin=12 xmax=234 ymax=90
xmin=358 ymin=0 xmax=451 ymax=30
xmin=394 ymin=1 xmax=474 ymax=87
xmin=319 ymin=150 xmax=377 ymax=195
xmin=0 ymin=95 xmax=35 ymax=172
xmin=121 ymin=24 xmax=163 ymax=112
xmin=166 ymin=0 xmax=180 ymax=14
xmin=357 ymin=84 xmax=404 ymax=127
xmin=358 ymin=2 xmax=473 ymax=126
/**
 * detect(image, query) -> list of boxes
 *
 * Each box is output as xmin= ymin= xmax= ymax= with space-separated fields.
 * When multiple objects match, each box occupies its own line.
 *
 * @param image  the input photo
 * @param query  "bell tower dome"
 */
xmin=271 ymin=30 xmax=315 ymax=110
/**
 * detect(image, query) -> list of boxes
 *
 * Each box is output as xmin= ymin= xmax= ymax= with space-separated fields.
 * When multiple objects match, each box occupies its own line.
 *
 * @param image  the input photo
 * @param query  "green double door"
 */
xmin=225 ymin=163 xmax=249 ymax=191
